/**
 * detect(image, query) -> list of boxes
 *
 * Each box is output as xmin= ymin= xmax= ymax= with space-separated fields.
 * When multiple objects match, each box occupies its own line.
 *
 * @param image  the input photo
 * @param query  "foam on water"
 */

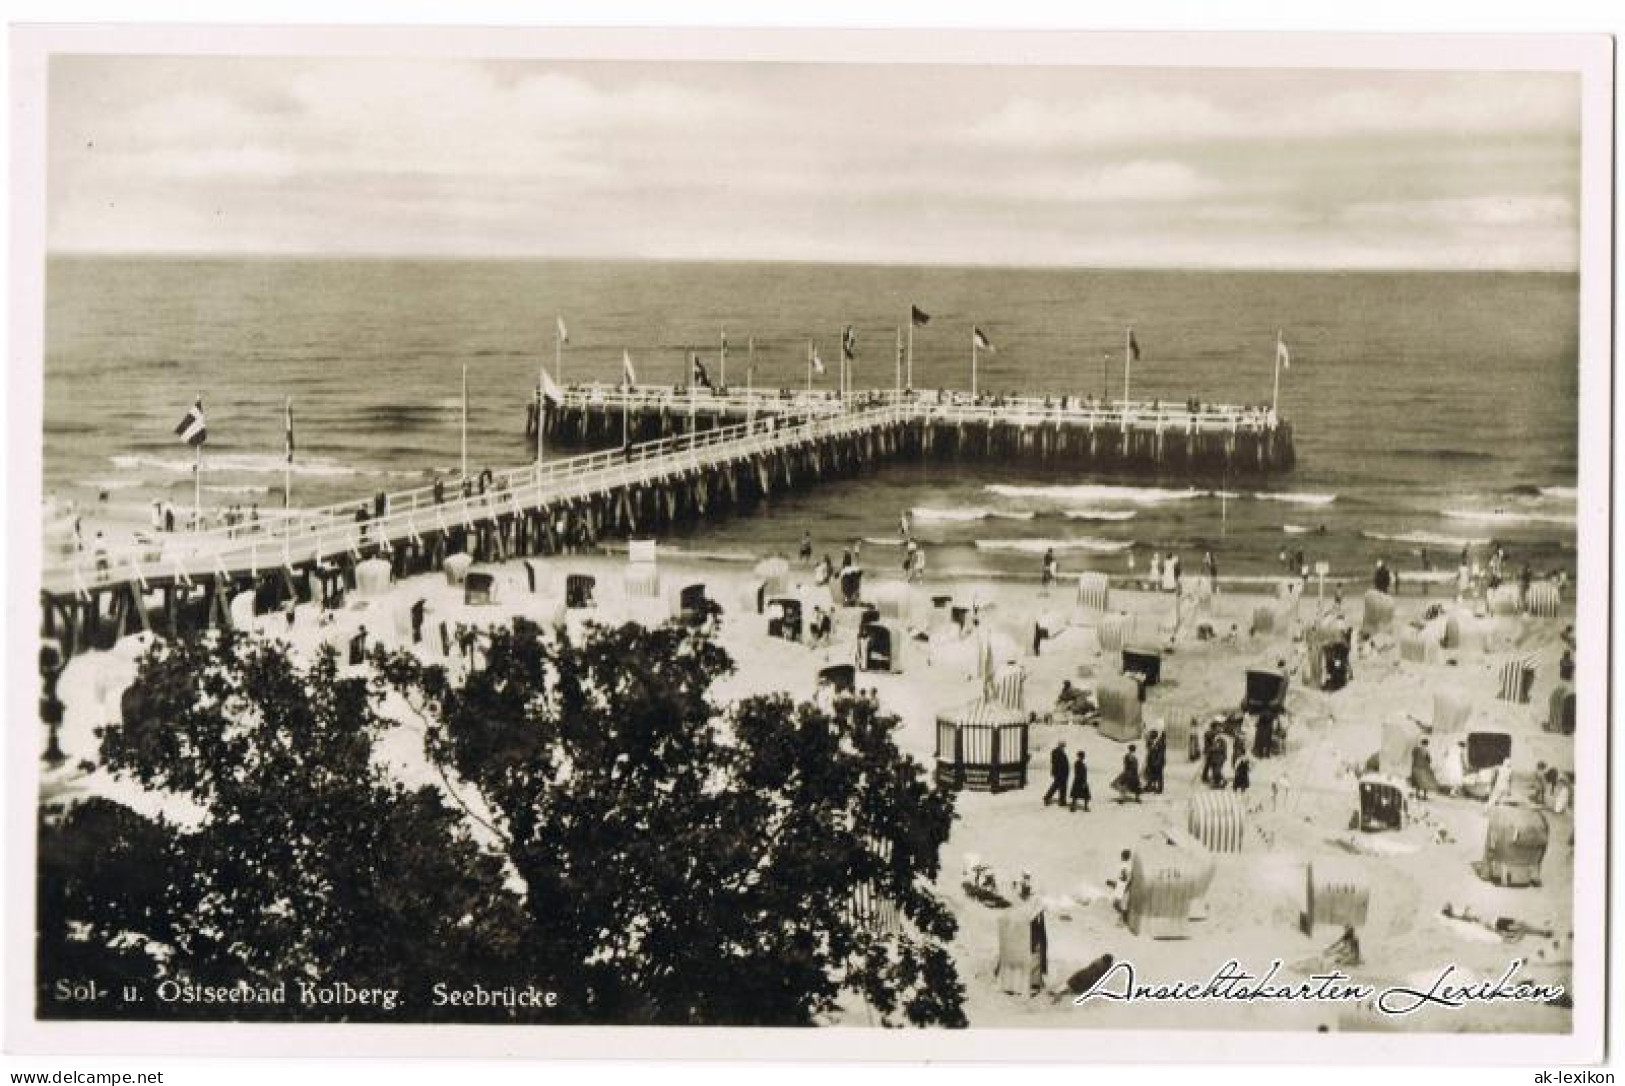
xmin=985 ymin=483 xmax=1207 ymax=505
xmin=110 ymin=453 xmax=424 ymax=479
xmin=1252 ymin=491 xmax=1337 ymax=506
xmin=910 ymin=506 xmax=1035 ymax=522
xmin=1361 ymin=529 xmax=1492 ymax=548
xmin=1061 ymin=509 xmax=1138 ymax=521
xmin=974 ymin=537 xmax=1133 ymax=555
xmin=1442 ymin=509 xmax=1577 ymax=527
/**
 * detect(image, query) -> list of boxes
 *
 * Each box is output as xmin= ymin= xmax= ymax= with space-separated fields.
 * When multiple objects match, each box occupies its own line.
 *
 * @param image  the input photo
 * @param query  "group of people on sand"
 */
xmin=1042 ymin=732 xmax=1168 ymax=812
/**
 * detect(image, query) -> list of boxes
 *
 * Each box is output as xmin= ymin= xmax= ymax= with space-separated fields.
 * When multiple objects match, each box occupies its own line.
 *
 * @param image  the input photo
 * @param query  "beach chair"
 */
xmin=1186 ymin=791 xmax=1247 ymax=853
xmin=1320 ymin=639 xmax=1352 ymax=691
xmin=1125 ymin=844 xmax=1215 ymax=939
xmin=565 ymin=573 xmax=596 ymax=609
xmin=1242 ymin=668 xmax=1289 ymax=717
xmin=1487 ymin=584 xmax=1522 ymax=617
xmin=818 ymin=663 xmax=856 ymax=695
xmin=354 ymin=557 xmax=393 ymax=599
xmin=1465 ymin=731 xmax=1513 ymax=774
xmin=767 ymin=596 xmax=803 ymax=642
xmin=347 ymin=630 xmax=367 ymax=667
xmin=1497 ymin=654 xmax=1537 ymax=704
xmin=228 ymin=590 xmax=258 ymax=634
xmin=1098 ymin=612 xmax=1135 ymax=654
xmin=994 ymin=902 xmax=1048 ymax=994
xmin=1399 ymin=628 xmax=1442 ymax=665
xmin=839 ymin=567 xmax=864 ymax=607
xmin=1361 ymin=589 xmax=1394 ymax=634
xmin=1122 ymin=646 xmax=1163 ymax=688
xmin=986 ymin=661 xmax=1026 ymax=710
xmin=1482 ymin=806 xmax=1549 ymax=887
xmin=672 ymin=583 xmax=710 ymax=625
xmin=1378 ymin=718 xmax=1423 ymax=777
xmin=754 ymin=557 xmax=789 ymax=599
xmin=464 ymin=570 xmax=498 ymax=606
xmin=861 ymin=621 xmax=905 ymax=674
xmin=1076 ymin=571 xmax=1110 ymax=614
xmin=1442 ymin=611 xmax=1482 ymax=652
xmin=1357 ymin=774 xmax=1407 ymax=832
xmin=623 ymin=562 xmax=660 ymax=599
xmin=1248 ymin=605 xmax=1276 ymax=637
xmin=443 ymin=552 xmax=473 ymax=586
xmin=1546 ymin=683 xmax=1576 ymax=735
xmin=1097 ymin=675 xmax=1143 ymax=743
xmin=1525 ymin=581 xmax=1562 ymax=618
xmin=1302 ymin=858 xmax=1371 ymax=936
xmin=872 ymin=582 xmax=917 ymax=624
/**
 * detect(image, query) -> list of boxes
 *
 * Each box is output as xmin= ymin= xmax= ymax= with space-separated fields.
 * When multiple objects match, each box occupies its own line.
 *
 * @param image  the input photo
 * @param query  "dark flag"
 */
xmin=692 ymin=354 xmax=714 ymax=390
xmin=174 ymin=398 xmax=207 ymax=447
xmin=842 ymin=325 xmax=858 ymax=361
xmin=1129 ymin=330 xmax=1142 ymax=361
xmin=911 ymin=305 xmax=931 ymax=327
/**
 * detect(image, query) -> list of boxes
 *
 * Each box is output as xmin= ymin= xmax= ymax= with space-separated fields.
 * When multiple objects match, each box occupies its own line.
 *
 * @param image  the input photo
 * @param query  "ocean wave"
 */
xmin=1442 ymin=509 xmax=1577 ymax=527
xmin=985 ymin=483 xmax=1206 ymax=505
xmin=1538 ymin=486 xmax=1577 ymax=501
xmin=205 ymin=484 xmax=276 ymax=496
xmin=861 ymin=537 xmax=907 ymax=547
xmin=1252 ymin=491 xmax=1337 ymax=506
xmin=1361 ymin=529 xmax=1491 ymax=549
xmin=109 ymin=453 xmax=422 ymax=480
xmin=1282 ymin=524 xmax=1314 ymax=535
xmin=910 ymin=506 xmax=1036 ymax=523
xmin=974 ymin=537 xmax=1133 ymax=555
xmin=1061 ymin=509 xmax=1138 ymax=522
xmin=79 ymin=478 xmax=143 ymax=492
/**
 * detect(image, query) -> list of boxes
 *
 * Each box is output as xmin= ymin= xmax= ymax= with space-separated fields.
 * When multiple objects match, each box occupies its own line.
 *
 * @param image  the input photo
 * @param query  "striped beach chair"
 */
xmin=1302 ymin=858 xmax=1370 ymax=936
xmin=1076 ymin=571 xmax=1111 ymax=614
xmin=1497 ymin=654 xmax=1537 ymax=704
xmin=1098 ymin=612 xmax=1135 ymax=654
xmin=1482 ymin=806 xmax=1549 ymax=888
xmin=1126 ymin=845 xmax=1215 ymax=939
xmin=1361 ymin=589 xmax=1394 ymax=634
xmin=1186 ymin=791 xmax=1247 ymax=853
xmin=442 ymin=551 xmax=473 ymax=586
xmin=1526 ymin=581 xmax=1562 ymax=618
xmin=623 ymin=562 xmax=660 ymax=598
xmin=1546 ymin=682 xmax=1576 ymax=735
xmin=987 ymin=662 xmax=1027 ymax=712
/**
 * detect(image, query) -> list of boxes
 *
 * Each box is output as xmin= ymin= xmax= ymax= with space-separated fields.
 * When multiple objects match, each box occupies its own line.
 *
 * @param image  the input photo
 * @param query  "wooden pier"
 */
xmin=42 ymin=389 xmax=1293 ymax=657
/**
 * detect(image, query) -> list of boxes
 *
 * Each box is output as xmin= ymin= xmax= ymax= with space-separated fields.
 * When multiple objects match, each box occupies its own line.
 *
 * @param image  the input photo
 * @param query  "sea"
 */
xmin=43 ymin=256 xmax=1580 ymax=583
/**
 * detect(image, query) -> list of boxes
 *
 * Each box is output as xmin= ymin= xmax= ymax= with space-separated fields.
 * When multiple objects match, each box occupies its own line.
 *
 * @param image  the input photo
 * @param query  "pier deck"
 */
xmin=42 ymin=389 xmax=1293 ymax=655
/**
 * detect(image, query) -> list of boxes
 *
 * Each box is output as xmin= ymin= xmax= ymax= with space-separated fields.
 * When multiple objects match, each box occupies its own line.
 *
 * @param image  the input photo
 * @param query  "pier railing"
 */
xmin=46 ymin=403 xmax=909 ymax=595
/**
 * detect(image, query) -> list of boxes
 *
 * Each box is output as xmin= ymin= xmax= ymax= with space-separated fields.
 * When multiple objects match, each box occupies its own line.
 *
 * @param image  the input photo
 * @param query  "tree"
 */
xmin=80 ymin=630 xmax=528 ymax=1022
xmin=377 ymin=617 xmax=966 ymax=1027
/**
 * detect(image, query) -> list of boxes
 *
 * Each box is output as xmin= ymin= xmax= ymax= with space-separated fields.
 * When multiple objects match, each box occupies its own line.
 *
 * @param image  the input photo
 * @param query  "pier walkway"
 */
xmin=41 ymin=389 xmax=1293 ymax=655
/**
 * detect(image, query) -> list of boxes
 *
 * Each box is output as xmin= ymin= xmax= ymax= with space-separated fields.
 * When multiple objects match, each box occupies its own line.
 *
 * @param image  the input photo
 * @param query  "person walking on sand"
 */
xmin=1041 ymin=547 xmax=1058 ymax=588
xmin=1043 ymin=741 xmax=1071 ymax=807
xmin=1112 ymin=745 xmax=1143 ymax=803
xmin=1069 ymin=750 xmax=1091 ymax=812
xmin=1144 ymin=729 xmax=1166 ymax=794
xmin=799 ymin=530 xmax=813 ymax=565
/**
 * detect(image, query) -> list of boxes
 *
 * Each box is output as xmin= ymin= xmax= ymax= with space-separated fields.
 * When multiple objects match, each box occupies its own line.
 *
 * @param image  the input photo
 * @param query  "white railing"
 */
xmin=46 ymin=404 xmax=908 ymax=595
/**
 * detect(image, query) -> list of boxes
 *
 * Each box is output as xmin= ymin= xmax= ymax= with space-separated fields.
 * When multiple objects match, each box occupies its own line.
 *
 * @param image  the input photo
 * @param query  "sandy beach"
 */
xmin=41 ymin=534 xmax=1577 ymax=1033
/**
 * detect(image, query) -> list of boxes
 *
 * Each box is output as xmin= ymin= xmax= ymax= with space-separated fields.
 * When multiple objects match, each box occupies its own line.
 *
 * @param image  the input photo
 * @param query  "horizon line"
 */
xmin=43 ymin=249 xmax=1580 ymax=275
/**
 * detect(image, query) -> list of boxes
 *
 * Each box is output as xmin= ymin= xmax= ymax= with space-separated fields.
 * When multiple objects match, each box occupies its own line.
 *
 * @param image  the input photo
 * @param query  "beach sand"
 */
xmin=40 ymin=542 xmax=1577 ymax=1032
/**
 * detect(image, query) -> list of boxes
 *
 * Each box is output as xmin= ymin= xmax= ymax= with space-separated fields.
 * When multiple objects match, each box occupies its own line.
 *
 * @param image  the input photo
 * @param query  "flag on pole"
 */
xmin=842 ymin=325 xmax=857 ymax=361
xmin=541 ymin=367 xmax=566 ymax=404
xmin=1128 ymin=329 xmax=1141 ymax=361
xmin=692 ymin=354 xmax=715 ymax=390
xmin=811 ymin=346 xmax=826 ymax=374
xmin=973 ymin=327 xmax=995 ymax=353
xmin=1276 ymin=332 xmax=1291 ymax=370
xmin=911 ymin=305 xmax=931 ymax=327
xmin=621 ymin=350 xmax=637 ymax=386
xmin=284 ymin=399 xmax=294 ymax=463
xmin=556 ymin=316 xmax=569 ymax=344
xmin=175 ymin=398 xmax=207 ymax=447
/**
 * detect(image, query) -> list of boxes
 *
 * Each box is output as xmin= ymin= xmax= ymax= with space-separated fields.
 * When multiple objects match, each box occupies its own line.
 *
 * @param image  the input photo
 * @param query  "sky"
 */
xmin=45 ymin=57 xmax=1581 ymax=269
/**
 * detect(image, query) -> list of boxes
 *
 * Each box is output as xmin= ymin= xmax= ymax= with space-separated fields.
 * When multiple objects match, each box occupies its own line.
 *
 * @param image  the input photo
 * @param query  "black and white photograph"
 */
xmin=5 ymin=24 xmax=1612 ymax=1065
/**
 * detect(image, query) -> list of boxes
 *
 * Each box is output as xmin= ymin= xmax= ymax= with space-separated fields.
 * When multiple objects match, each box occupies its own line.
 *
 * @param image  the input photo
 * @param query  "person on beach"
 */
xmin=1110 ymin=849 xmax=1134 ymax=920
xmin=1233 ymin=752 xmax=1252 ymax=793
xmin=1069 ymin=750 xmax=1091 ymax=812
xmin=814 ymin=553 xmax=833 ymax=586
xmin=1112 ymin=746 xmax=1143 ymax=803
xmin=1203 ymin=550 xmax=1217 ymax=591
xmin=1202 ymin=724 xmax=1228 ymax=787
xmin=1043 ymin=741 xmax=1071 ymax=807
xmin=1456 ymin=557 xmax=1471 ymax=602
xmin=799 ymin=531 xmax=813 ymax=565
xmin=1144 ymin=730 xmax=1166 ymax=794
xmin=1149 ymin=552 xmax=1162 ymax=590
xmin=150 ymin=500 xmax=163 ymax=534
xmin=1438 ymin=740 xmax=1467 ymax=796
xmin=1373 ymin=558 xmax=1392 ymax=594
xmin=1041 ymin=547 xmax=1058 ymax=588
xmin=899 ymin=510 xmax=911 ymax=540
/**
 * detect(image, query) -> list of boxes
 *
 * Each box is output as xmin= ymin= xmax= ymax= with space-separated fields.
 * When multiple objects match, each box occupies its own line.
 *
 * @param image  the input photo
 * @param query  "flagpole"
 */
xmin=906 ymin=317 xmax=914 ymax=392
xmin=556 ymin=321 xmax=563 ymax=387
xmin=194 ymin=425 xmax=203 ymax=534
xmin=689 ymin=351 xmax=696 ymax=440
xmin=284 ymin=396 xmax=292 ymax=511
xmin=971 ymin=330 xmax=978 ymax=399
xmin=537 ymin=356 xmax=545 ymax=471
xmin=807 ymin=341 xmax=813 ymax=395
xmin=720 ymin=327 xmax=727 ymax=391
xmin=1124 ymin=327 xmax=1132 ymax=406
xmin=746 ymin=336 xmax=755 ymax=428
xmin=894 ymin=326 xmax=902 ymax=403
xmin=460 ymin=363 xmax=468 ymax=481
xmin=1272 ymin=330 xmax=1282 ymax=416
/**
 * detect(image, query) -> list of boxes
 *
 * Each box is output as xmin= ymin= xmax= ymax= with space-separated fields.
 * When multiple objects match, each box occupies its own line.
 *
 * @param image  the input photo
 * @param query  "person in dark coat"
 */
xmin=1254 ymin=712 xmax=1275 ymax=759
xmin=1069 ymin=750 xmax=1091 ymax=812
xmin=1043 ymin=741 xmax=1070 ymax=806
xmin=1113 ymin=745 xmax=1142 ymax=803
xmin=1410 ymin=737 xmax=1441 ymax=799
xmin=1144 ymin=730 xmax=1166 ymax=794
xmin=1233 ymin=753 xmax=1252 ymax=792
xmin=1202 ymin=725 xmax=1227 ymax=787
